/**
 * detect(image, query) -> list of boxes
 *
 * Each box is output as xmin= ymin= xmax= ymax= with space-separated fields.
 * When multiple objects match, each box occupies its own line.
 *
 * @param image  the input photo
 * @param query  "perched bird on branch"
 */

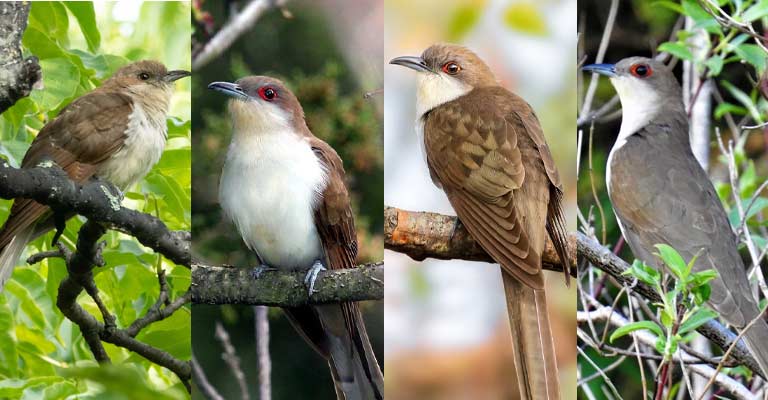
xmin=390 ymin=43 xmax=571 ymax=400
xmin=0 ymin=60 xmax=189 ymax=291
xmin=209 ymin=76 xmax=384 ymax=400
xmin=583 ymin=57 xmax=768 ymax=376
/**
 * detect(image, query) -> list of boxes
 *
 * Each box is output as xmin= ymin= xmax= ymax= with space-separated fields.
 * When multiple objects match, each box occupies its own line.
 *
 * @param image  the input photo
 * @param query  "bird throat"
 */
xmin=415 ymin=73 xmax=472 ymax=117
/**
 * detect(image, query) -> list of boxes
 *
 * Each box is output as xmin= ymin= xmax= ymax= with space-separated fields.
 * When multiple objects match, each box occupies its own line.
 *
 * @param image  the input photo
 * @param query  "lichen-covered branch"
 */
xmin=191 ymin=262 xmax=384 ymax=306
xmin=384 ymin=205 xmax=576 ymax=276
xmin=0 ymin=160 xmax=190 ymax=267
xmin=0 ymin=2 xmax=41 ymax=114
xmin=577 ymin=231 xmax=765 ymax=379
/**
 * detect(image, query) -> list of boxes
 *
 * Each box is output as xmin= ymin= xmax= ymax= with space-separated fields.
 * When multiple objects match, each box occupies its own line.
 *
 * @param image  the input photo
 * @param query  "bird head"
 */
xmin=208 ymin=76 xmax=304 ymax=134
xmin=390 ymin=43 xmax=497 ymax=116
xmin=582 ymin=57 xmax=684 ymax=136
xmin=103 ymin=60 xmax=190 ymax=111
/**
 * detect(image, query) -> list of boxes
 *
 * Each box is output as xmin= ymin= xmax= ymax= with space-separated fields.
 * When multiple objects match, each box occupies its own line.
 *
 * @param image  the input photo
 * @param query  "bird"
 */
xmin=0 ymin=60 xmax=189 ymax=291
xmin=390 ymin=43 xmax=571 ymax=400
xmin=582 ymin=57 xmax=768 ymax=376
xmin=208 ymin=76 xmax=384 ymax=400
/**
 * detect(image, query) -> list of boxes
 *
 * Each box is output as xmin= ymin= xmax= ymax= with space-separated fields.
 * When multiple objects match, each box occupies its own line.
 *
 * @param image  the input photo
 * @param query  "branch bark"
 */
xmin=384 ymin=206 xmax=576 ymax=276
xmin=0 ymin=2 xmax=41 ymax=114
xmin=191 ymin=262 xmax=383 ymax=306
xmin=577 ymin=231 xmax=766 ymax=379
xmin=0 ymin=160 xmax=190 ymax=267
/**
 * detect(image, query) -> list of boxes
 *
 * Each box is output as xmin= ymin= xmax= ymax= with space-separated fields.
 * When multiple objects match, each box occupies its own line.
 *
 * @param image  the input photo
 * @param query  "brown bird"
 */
xmin=583 ymin=57 xmax=768 ymax=376
xmin=391 ymin=44 xmax=570 ymax=399
xmin=209 ymin=76 xmax=384 ymax=400
xmin=0 ymin=60 xmax=190 ymax=290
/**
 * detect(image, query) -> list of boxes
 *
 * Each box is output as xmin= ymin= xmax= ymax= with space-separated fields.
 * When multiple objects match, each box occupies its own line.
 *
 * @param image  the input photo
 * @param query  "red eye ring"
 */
xmin=630 ymin=64 xmax=652 ymax=78
xmin=258 ymin=86 xmax=277 ymax=101
xmin=441 ymin=62 xmax=461 ymax=75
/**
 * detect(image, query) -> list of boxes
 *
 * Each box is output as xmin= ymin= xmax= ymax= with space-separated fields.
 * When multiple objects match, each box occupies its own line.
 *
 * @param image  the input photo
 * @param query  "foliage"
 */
xmin=0 ymin=2 xmax=191 ymax=399
xmin=612 ymin=246 xmax=718 ymax=361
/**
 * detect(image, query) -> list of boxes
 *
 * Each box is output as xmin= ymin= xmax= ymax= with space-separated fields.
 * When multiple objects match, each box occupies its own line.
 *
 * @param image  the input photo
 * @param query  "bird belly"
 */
xmin=98 ymin=104 xmax=166 ymax=189
xmin=219 ymin=132 xmax=326 ymax=270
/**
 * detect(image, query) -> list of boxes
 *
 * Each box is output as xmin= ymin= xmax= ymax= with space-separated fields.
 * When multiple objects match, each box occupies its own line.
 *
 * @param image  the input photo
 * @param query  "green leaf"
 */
xmin=680 ymin=308 xmax=718 ymax=334
xmin=28 ymin=2 xmax=69 ymax=46
xmin=682 ymin=0 xmax=721 ymax=33
xmin=655 ymin=244 xmax=688 ymax=279
xmin=742 ymin=0 xmax=768 ymax=22
xmin=714 ymin=102 xmax=747 ymax=119
xmin=653 ymin=0 xmax=684 ymax=14
xmin=661 ymin=307 xmax=676 ymax=328
xmin=22 ymin=26 xmax=65 ymax=60
xmin=503 ymin=2 xmax=548 ymax=36
xmin=721 ymin=80 xmax=762 ymax=123
xmin=610 ymin=320 xmax=665 ymax=342
xmin=625 ymin=259 xmax=660 ymax=286
xmin=734 ymin=43 xmax=767 ymax=72
xmin=30 ymin=58 xmax=81 ymax=112
xmin=705 ymin=55 xmax=724 ymax=76
xmin=64 ymin=2 xmax=101 ymax=52
xmin=0 ymin=297 xmax=18 ymax=377
xmin=658 ymin=42 xmax=693 ymax=61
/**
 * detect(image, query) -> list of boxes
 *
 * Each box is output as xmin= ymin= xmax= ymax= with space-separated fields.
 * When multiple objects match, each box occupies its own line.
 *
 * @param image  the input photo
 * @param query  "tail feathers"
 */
xmin=0 ymin=226 xmax=34 ymax=292
xmin=502 ymin=273 xmax=560 ymax=400
xmin=315 ymin=304 xmax=383 ymax=400
xmin=741 ymin=317 xmax=768 ymax=378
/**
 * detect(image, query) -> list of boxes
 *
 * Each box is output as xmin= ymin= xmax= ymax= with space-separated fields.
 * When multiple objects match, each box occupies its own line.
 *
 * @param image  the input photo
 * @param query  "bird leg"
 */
xmin=50 ymin=211 xmax=67 ymax=246
xmin=304 ymin=260 xmax=327 ymax=296
xmin=250 ymin=263 xmax=276 ymax=279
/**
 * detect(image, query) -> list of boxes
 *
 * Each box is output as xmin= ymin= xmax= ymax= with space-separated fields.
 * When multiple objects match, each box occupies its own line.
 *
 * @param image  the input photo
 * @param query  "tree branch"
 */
xmin=191 ymin=262 xmax=383 ymax=306
xmin=0 ymin=160 xmax=190 ymax=267
xmin=192 ymin=0 xmax=288 ymax=70
xmin=577 ymin=231 xmax=766 ymax=379
xmin=0 ymin=2 xmax=41 ymax=114
xmin=384 ymin=205 xmax=576 ymax=276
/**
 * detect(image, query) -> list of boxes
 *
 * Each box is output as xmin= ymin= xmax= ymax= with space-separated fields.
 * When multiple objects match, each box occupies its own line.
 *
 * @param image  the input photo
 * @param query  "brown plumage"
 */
xmin=0 ymin=60 xmax=189 ymax=291
xmin=391 ymin=43 xmax=570 ymax=399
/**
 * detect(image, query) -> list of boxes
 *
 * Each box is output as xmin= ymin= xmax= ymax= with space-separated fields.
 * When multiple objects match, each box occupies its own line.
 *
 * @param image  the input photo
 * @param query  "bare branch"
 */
xmin=0 ymin=2 xmax=41 ymax=114
xmin=192 ymin=0 xmax=288 ymax=70
xmin=384 ymin=206 xmax=575 ymax=275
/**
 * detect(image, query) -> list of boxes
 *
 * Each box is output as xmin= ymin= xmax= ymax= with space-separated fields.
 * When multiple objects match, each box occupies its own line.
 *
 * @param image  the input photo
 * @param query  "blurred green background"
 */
xmin=0 ymin=1 xmax=191 ymax=399
xmin=578 ymin=1 xmax=768 ymax=398
xmin=191 ymin=0 xmax=383 ymax=399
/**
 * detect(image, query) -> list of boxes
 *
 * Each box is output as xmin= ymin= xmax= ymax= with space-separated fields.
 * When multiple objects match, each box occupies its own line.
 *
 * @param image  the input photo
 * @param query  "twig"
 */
xmin=254 ymin=306 xmax=271 ymax=400
xmin=579 ymin=0 xmax=619 ymax=118
xmin=193 ymin=355 xmax=226 ymax=400
xmin=192 ymin=0 xmax=288 ymax=70
xmin=215 ymin=322 xmax=250 ymax=400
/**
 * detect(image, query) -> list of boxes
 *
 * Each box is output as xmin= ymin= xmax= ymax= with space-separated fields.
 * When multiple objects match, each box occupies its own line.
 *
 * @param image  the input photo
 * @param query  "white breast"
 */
xmin=219 ymin=131 xmax=327 ymax=270
xmin=415 ymin=73 xmax=472 ymax=117
xmin=98 ymin=103 xmax=166 ymax=189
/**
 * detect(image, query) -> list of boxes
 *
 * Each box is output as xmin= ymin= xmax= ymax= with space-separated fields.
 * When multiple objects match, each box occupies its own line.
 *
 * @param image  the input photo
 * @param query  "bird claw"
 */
xmin=304 ymin=260 xmax=326 ymax=296
xmin=250 ymin=264 xmax=276 ymax=279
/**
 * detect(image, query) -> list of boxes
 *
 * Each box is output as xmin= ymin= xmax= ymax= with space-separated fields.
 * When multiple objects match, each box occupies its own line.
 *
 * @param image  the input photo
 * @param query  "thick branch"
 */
xmin=577 ymin=232 xmax=765 ymax=379
xmin=0 ymin=2 xmax=41 ymax=114
xmin=384 ymin=206 xmax=576 ymax=275
xmin=191 ymin=262 xmax=383 ymax=306
xmin=0 ymin=160 xmax=190 ymax=267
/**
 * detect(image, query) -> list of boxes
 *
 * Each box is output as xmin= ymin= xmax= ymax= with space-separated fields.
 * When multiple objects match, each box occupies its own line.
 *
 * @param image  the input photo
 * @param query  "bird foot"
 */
xmin=304 ymin=260 xmax=327 ymax=296
xmin=450 ymin=218 xmax=465 ymax=240
xmin=250 ymin=264 xmax=276 ymax=279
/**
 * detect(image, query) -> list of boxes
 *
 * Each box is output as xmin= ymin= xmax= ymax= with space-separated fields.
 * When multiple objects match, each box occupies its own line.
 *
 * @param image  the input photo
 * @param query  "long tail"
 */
xmin=0 ymin=225 xmax=35 ymax=292
xmin=284 ymin=304 xmax=383 ymax=400
xmin=502 ymin=272 xmax=559 ymax=400
xmin=741 ymin=317 xmax=768 ymax=378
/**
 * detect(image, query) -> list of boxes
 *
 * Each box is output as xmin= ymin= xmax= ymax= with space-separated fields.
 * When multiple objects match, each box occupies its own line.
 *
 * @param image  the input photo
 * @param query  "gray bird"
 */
xmin=583 ymin=57 xmax=768 ymax=376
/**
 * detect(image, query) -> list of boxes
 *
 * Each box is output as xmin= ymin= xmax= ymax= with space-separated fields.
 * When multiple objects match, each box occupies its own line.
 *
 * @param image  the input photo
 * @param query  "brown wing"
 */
xmin=424 ymin=88 xmax=547 ymax=289
xmin=0 ymin=91 xmax=133 ymax=248
xmin=500 ymin=88 xmax=572 ymax=283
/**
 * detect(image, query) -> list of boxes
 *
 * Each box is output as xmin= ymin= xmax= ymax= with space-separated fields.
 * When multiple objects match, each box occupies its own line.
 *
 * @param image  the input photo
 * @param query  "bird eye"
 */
xmin=259 ymin=86 xmax=277 ymax=101
xmin=441 ymin=62 xmax=461 ymax=75
xmin=138 ymin=72 xmax=150 ymax=81
xmin=630 ymin=64 xmax=652 ymax=78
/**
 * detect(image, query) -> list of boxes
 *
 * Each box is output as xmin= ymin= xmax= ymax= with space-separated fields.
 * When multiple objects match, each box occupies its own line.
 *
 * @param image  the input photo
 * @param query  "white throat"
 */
xmin=610 ymin=76 xmax=662 ymax=144
xmin=606 ymin=76 xmax=662 ymax=195
xmin=220 ymin=106 xmax=327 ymax=270
xmin=415 ymin=73 xmax=472 ymax=117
